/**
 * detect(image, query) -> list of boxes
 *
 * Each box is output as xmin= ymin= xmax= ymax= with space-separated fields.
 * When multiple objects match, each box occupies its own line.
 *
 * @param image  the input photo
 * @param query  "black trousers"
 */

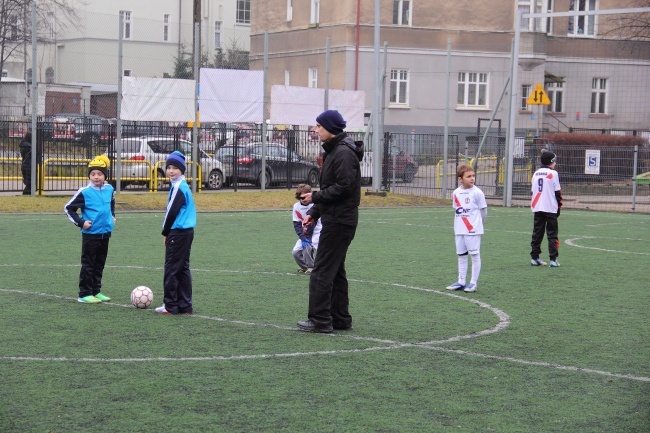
xmin=531 ymin=212 xmax=559 ymax=261
xmin=79 ymin=234 xmax=110 ymax=298
xmin=163 ymin=229 xmax=194 ymax=314
xmin=21 ymin=166 xmax=31 ymax=194
xmin=308 ymin=222 xmax=356 ymax=328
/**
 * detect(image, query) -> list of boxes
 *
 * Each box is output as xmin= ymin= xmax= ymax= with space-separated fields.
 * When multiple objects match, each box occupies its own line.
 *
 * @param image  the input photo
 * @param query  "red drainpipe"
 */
xmin=355 ymin=0 xmax=361 ymax=90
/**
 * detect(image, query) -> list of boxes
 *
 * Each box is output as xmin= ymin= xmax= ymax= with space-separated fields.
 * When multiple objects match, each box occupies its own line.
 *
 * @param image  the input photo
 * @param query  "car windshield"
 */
xmin=248 ymin=146 xmax=305 ymax=161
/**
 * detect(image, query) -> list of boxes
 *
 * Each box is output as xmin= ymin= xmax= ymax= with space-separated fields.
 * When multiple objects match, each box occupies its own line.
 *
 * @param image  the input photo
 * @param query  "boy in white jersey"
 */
xmin=530 ymin=149 xmax=563 ymax=267
xmin=292 ymin=184 xmax=321 ymax=274
xmin=446 ymin=165 xmax=487 ymax=293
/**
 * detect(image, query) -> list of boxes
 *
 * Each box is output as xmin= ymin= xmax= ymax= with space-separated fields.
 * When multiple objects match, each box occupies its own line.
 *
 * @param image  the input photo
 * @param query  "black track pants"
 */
xmin=530 ymin=212 xmax=559 ymax=261
xmin=163 ymin=229 xmax=194 ymax=314
xmin=79 ymin=234 xmax=110 ymax=298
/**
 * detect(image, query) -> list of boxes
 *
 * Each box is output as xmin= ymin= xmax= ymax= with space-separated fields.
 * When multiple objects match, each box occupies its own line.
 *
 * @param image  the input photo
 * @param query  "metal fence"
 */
xmin=1 ymin=118 xmax=649 ymax=213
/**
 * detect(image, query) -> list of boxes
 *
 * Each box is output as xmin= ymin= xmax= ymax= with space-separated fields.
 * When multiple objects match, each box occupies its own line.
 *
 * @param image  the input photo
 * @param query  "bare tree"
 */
xmin=601 ymin=0 xmax=650 ymax=42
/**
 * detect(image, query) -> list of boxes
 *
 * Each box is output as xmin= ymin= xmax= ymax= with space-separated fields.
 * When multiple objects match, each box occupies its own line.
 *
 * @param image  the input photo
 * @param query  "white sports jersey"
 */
xmin=292 ymin=201 xmax=322 ymax=247
xmin=531 ymin=167 xmax=561 ymax=213
xmin=452 ymin=185 xmax=487 ymax=235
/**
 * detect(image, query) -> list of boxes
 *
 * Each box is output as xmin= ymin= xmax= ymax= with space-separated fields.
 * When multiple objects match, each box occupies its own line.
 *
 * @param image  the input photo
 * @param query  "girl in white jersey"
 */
xmin=446 ymin=165 xmax=487 ymax=293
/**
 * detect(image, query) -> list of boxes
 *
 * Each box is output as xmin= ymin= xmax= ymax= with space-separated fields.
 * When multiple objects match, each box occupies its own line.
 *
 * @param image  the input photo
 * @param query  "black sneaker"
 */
xmin=297 ymin=320 xmax=333 ymax=333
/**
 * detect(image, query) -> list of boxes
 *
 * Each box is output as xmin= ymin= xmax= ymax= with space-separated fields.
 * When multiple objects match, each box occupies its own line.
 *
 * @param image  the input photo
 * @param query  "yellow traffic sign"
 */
xmin=527 ymin=83 xmax=551 ymax=105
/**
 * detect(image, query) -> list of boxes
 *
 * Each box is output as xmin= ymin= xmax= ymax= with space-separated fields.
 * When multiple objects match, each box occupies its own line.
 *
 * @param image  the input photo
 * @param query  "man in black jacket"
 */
xmin=297 ymin=110 xmax=364 ymax=333
xmin=19 ymin=132 xmax=32 ymax=195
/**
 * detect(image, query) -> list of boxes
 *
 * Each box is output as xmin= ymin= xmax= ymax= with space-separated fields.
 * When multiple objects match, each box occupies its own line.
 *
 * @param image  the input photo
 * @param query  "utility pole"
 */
xmin=193 ymin=0 xmax=201 ymax=76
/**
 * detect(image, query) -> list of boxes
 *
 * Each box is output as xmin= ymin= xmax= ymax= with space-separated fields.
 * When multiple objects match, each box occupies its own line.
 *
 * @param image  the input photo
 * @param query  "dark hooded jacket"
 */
xmin=19 ymin=138 xmax=32 ymax=170
xmin=308 ymin=132 xmax=364 ymax=227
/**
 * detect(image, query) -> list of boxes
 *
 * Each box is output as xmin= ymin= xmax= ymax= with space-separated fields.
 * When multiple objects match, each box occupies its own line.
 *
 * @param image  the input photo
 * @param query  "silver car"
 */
xmin=109 ymin=136 xmax=226 ymax=190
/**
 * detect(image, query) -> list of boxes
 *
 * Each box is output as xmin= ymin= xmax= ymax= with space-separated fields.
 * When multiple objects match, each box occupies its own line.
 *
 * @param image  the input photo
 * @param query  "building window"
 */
xmin=390 ymin=69 xmax=409 ymax=105
xmin=46 ymin=12 xmax=56 ymax=40
xmin=163 ymin=14 xmax=170 ymax=42
xmin=214 ymin=21 xmax=222 ymax=48
xmin=46 ymin=67 xmax=55 ymax=84
xmin=310 ymin=0 xmax=320 ymax=25
xmin=287 ymin=0 xmax=293 ymax=22
xmin=308 ymin=68 xmax=318 ymax=88
xmin=285 ymin=70 xmax=291 ymax=86
xmin=546 ymin=81 xmax=564 ymax=113
xmin=123 ymin=70 xmax=132 ymax=77
xmin=237 ymin=0 xmax=251 ymax=24
xmin=568 ymin=0 xmax=596 ymax=36
xmin=9 ymin=15 xmax=18 ymax=41
xmin=518 ymin=0 xmax=552 ymax=33
xmin=591 ymin=78 xmax=607 ymax=114
xmin=457 ymin=72 xmax=488 ymax=108
xmin=521 ymin=85 xmax=531 ymax=111
xmin=120 ymin=11 xmax=132 ymax=39
xmin=393 ymin=0 xmax=411 ymax=26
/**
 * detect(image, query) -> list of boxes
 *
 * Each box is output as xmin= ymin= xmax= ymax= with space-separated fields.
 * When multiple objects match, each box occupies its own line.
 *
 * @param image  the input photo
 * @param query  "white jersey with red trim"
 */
xmin=452 ymin=185 xmax=487 ymax=235
xmin=293 ymin=201 xmax=322 ymax=245
xmin=531 ymin=167 xmax=561 ymax=213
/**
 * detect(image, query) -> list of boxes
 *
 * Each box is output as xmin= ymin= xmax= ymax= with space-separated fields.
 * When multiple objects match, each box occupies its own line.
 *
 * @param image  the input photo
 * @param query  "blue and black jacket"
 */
xmin=64 ymin=182 xmax=115 ymax=235
xmin=162 ymin=175 xmax=196 ymax=235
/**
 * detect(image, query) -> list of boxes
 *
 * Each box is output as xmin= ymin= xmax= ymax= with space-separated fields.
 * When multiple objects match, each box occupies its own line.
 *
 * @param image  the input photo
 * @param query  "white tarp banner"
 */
xmin=199 ymin=69 xmax=264 ymax=123
xmin=121 ymin=77 xmax=195 ymax=121
xmin=270 ymin=85 xmax=366 ymax=129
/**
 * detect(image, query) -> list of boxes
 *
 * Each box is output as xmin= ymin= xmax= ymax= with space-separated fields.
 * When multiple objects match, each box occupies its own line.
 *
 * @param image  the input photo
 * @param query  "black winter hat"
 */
xmin=541 ymin=150 xmax=557 ymax=166
xmin=316 ymin=110 xmax=346 ymax=135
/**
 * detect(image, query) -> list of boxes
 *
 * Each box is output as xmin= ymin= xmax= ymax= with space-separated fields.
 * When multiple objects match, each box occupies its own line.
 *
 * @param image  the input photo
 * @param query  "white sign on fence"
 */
xmin=585 ymin=149 xmax=601 ymax=175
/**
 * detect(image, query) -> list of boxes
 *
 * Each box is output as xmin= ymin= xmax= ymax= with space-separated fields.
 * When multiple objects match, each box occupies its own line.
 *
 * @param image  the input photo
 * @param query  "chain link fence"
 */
xmin=1 ymin=8 xmax=649 ymax=213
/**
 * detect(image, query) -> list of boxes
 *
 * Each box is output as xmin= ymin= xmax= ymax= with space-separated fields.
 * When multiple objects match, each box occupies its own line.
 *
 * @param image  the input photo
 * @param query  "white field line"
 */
xmin=565 ymin=237 xmax=650 ymax=256
xmin=417 ymin=346 xmax=650 ymax=382
xmin=0 ymin=268 xmax=648 ymax=382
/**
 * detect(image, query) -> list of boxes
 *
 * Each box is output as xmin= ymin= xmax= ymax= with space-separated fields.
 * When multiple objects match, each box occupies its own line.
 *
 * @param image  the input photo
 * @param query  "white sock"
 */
xmin=470 ymin=253 xmax=481 ymax=285
xmin=458 ymin=255 xmax=468 ymax=284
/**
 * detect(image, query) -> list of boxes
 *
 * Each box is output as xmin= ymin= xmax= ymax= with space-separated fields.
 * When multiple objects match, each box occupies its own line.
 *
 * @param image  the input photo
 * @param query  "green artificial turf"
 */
xmin=0 ymin=207 xmax=647 ymax=432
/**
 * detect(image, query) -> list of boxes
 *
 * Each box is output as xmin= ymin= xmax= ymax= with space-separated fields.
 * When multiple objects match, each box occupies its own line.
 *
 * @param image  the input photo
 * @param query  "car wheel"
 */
xmin=361 ymin=177 xmax=372 ymax=186
xmin=307 ymin=169 xmax=319 ymax=187
xmin=402 ymin=164 xmax=416 ymax=183
xmin=206 ymin=169 xmax=224 ymax=190
xmin=256 ymin=170 xmax=271 ymax=188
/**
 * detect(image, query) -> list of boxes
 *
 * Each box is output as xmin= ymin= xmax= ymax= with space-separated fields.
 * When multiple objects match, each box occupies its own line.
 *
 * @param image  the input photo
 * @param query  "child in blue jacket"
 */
xmin=155 ymin=151 xmax=197 ymax=315
xmin=65 ymin=156 xmax=115 ymax=303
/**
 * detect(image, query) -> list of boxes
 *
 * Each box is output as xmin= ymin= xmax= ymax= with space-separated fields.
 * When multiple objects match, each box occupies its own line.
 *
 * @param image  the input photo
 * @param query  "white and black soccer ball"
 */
xmin=131 ymin=286 xmax=154 ymax=309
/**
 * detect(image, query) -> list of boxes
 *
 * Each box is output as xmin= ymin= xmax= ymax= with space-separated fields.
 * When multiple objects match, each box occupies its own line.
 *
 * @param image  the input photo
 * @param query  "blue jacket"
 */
xmin=162 ymin=176 xmax=196 ymax=235
xmin=64 ymin=182 xmax=115 ymax=235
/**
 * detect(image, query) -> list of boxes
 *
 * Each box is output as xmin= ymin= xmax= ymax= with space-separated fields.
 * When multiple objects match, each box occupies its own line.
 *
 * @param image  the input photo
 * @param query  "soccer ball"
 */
xmin=131 ymin=286 xmax=154 ymax=309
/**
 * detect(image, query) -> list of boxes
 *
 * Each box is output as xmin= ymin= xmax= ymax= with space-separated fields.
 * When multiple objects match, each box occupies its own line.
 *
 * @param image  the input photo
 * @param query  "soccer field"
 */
xmin=0 ymin=207 xmax=648 ymax=432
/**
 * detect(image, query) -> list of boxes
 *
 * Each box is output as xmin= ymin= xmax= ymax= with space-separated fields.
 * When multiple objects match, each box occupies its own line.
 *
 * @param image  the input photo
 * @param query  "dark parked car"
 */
xmin=44 ymin=113 xmax=111 ymax=145
xmin=119 ymin=120 xmax=170 ymax=138
xmin=316 ymin=144 xmax=418 ymax=184
xmin=234 ymin=144 xmax=319 ymax=188
xmin=383 ymin=144 xmax=419 ymax=183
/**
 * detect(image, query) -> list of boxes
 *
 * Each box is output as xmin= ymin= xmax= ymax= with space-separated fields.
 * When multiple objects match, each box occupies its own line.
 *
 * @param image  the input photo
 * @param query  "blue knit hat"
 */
xmin=166 ymin=150 xmax=186 ymax=174
xmin=316 ymin=110 xmax=346 ymax=135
